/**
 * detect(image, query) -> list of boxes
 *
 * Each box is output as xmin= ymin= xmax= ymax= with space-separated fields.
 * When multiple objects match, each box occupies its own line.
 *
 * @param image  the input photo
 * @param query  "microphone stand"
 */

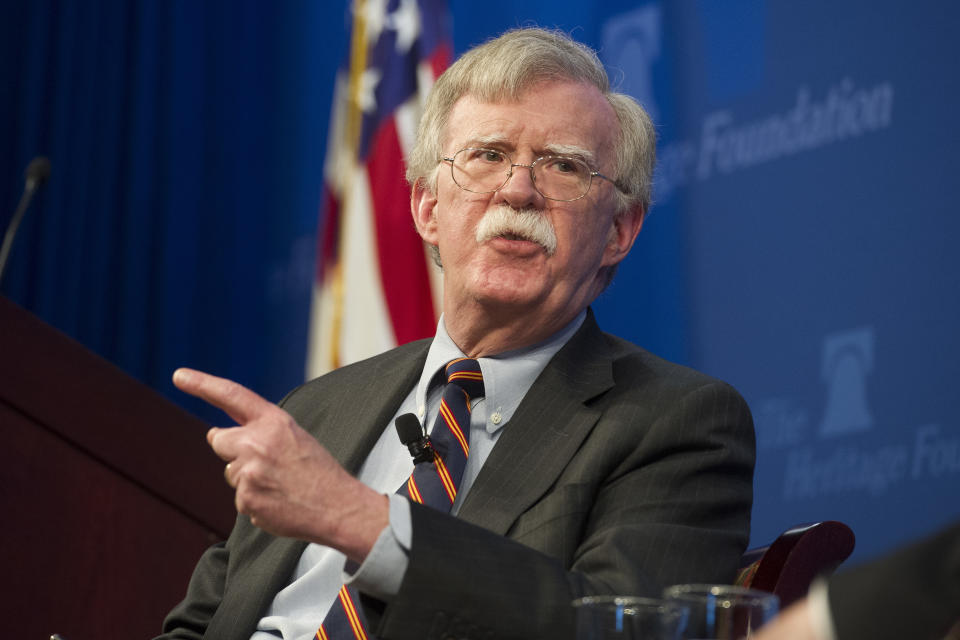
xmin=0 ymin=157 xmax=51 ymax=285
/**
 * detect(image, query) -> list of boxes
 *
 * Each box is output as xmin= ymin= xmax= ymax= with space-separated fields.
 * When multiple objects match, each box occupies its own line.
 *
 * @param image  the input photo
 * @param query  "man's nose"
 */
xmin=494 ymin=163 xmax=544 ymax=210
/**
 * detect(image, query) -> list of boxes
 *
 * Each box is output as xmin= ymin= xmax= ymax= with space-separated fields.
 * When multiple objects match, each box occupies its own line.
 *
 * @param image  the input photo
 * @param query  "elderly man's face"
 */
xmin=413 ymin=80 xmax=642 ymax=330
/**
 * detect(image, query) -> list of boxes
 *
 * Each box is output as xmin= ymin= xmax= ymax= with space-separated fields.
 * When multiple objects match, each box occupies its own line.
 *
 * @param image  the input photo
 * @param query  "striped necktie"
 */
xmin=317 ymin=358 xmax=485 ymax=640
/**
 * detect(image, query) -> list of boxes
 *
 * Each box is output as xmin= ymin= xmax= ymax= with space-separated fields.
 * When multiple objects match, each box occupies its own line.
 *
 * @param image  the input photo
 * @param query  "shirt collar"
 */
xmin=416 ymin=311 xmax=586 ymax=434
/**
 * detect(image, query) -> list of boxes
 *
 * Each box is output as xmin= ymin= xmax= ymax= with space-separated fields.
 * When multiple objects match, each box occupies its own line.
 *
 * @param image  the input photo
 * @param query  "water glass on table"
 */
xmin=662 ymin=584 xmax=778 ymax=639
xmin=573 ymin=596 xmax=690 ymax=640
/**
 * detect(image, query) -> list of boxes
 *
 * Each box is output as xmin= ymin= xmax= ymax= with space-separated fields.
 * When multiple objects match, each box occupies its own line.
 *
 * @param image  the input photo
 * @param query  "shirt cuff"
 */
xmin=807 ymin=578 xmax=838 ymax=640
xmin=342 ymin=494 xmax=413 ymax=600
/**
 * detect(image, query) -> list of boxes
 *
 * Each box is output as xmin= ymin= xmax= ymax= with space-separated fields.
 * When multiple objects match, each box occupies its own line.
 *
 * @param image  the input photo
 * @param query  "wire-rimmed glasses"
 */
xmin=441 ymin=147 xmax=618 ymax=202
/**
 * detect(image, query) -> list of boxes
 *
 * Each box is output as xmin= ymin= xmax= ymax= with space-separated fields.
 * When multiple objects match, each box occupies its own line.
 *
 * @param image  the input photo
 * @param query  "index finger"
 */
xmin=173 ymin=367 xmax=271 ymax=425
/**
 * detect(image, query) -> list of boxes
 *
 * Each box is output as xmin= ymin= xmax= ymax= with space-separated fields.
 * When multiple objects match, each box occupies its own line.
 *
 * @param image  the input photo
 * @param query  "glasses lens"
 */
xmin=448 ymin=148 xmax=594 ymax=200
xmin=451 ymin=148 xmax=510 ymax=193
xmin=532 ymin=156 xmax=592 ymax=201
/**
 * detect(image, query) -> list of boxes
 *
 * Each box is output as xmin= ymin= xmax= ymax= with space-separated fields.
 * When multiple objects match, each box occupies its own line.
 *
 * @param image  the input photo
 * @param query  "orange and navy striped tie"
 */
xmin=316 ymin=358 xmax=484 ymax=640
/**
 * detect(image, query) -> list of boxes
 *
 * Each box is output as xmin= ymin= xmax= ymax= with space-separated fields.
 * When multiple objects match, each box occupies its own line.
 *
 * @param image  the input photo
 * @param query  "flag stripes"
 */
xmin=307 ymin=1 xmax=452 ymax=378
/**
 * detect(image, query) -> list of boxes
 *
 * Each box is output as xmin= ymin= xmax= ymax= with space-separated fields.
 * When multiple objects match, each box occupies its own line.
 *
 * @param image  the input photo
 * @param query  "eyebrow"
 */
xmin=464 ymin=133 xmax=512 ymax=149
xmin=543 ymin=143 xmax=597 ymax=166
xmin=460 ymin=137 xmax=599 ymax=166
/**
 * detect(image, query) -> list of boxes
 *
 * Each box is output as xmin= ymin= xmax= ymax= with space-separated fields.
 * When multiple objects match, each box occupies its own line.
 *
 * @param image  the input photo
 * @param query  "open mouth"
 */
xmin=499 ymin=232 xmax=534 ymax=242
xmin=487 ymin=233 xmax=547 ymax=257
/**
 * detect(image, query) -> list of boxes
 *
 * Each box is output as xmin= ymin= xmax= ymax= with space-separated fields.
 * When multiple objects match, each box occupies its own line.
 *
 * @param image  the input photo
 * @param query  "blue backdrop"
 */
xmin=2 ymin=0 xmax=957 ymax=565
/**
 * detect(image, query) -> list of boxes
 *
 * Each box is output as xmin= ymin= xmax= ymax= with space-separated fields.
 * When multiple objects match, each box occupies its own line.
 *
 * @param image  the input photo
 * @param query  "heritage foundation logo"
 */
xmin=752 ymin=326 xmax=960 ymax=501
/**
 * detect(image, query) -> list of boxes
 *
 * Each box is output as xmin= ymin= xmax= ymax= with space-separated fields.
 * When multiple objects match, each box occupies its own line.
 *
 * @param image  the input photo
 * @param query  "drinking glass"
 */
xmin=573 ymin=596 xmax=690 ymax=640
xmin=662 ymin=584 xmax=778 ymax=639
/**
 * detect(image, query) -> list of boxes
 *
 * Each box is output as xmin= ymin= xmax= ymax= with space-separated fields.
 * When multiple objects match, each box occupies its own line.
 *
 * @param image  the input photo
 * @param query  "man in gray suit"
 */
xmin=160 ymin=28 xmax=755 ymax=640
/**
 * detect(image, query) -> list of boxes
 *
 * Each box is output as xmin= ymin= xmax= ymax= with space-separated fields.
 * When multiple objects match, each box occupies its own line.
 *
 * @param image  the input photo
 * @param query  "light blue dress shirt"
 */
xmin=252 ymin=312 xmax=585 ymax=640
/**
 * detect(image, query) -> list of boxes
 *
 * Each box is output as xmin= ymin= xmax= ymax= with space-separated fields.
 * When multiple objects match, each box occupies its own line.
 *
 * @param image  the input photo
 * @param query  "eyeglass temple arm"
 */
xmin=592 ymin=171 xmax=629 ymax=195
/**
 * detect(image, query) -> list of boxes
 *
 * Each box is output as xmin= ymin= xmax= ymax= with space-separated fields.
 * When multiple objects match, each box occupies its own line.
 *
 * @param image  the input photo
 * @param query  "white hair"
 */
xmin=406 ymin=28 xmax=656 ymax=216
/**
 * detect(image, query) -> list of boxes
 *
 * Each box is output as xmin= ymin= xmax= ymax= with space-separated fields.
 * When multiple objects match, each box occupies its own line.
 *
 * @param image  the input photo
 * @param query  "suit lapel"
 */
xmin=457 ymin=311 xmax=615 ymax=535
xmin=210 ymin=341 xmax=431 ymax=639
xmin=315 ymin=340 xmax=432 ymax=474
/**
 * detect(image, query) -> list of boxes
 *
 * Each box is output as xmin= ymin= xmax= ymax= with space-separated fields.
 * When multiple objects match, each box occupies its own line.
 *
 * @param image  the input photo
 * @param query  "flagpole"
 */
xmin=329 ymin=0 xmax=370 ymax=369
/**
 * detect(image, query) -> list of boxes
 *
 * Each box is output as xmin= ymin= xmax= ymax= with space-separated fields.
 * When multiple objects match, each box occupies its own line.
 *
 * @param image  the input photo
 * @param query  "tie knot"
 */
xmin=444 ymin=358 xmax=485 ymax=399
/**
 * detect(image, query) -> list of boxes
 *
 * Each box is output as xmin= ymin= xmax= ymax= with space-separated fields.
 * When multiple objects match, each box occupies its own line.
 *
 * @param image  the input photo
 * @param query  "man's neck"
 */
xmin=443 ymin=302 xmax=587 ymax=357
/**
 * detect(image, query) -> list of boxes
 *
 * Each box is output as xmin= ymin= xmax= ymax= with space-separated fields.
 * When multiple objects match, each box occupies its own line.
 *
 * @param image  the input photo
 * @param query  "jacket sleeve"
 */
xmin=372 ymin=379 xmax=755 ymax=640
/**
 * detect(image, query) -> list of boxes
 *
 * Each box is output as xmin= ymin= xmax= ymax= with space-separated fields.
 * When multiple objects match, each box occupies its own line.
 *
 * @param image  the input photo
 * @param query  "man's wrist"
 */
xmin=344 ymin=494 xmax=413 ymax=600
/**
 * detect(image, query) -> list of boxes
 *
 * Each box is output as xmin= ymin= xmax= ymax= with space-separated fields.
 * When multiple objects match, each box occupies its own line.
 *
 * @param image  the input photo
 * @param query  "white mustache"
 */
xmin=474 ymin=205 xmax=558 ymax=256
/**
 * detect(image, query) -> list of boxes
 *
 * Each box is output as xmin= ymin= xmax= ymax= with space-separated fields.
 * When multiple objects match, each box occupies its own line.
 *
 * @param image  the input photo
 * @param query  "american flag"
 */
xmin=307 ymin=0 xmax=451 ymax=377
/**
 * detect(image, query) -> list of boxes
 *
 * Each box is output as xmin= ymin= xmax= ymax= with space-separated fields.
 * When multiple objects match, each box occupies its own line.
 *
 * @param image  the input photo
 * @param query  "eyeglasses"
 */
xmin=441 ymin=147 xmax=619 ymax=202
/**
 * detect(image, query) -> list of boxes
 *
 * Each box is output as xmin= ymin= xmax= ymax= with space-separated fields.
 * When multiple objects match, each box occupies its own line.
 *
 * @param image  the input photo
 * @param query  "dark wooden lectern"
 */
xmin=0 ymin=296 xmax=236 ymax=639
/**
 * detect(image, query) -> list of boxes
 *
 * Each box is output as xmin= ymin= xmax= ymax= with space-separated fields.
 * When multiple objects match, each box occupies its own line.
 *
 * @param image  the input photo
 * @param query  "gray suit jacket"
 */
xmin=158 ymin=311 xmax=755 ymax=639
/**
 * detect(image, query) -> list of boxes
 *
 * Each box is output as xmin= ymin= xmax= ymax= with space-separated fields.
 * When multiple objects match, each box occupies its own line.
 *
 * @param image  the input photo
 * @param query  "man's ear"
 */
xmin=411 ymin=178 xmax=439 ymax=244
xmin=602 ymin=205 xmax=646 ymax=267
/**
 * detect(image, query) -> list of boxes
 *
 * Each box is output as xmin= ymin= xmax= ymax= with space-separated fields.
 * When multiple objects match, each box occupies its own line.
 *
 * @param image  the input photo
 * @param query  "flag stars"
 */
xmin=387 ymin=0 xmax=421 ymax=53
xmin=351 ymin=0 xmax=421 ymax=114
xmin=355 ymin=68 xmax=382 ymax=114
xmin=355 ymin=0 xmax=389 ymax=44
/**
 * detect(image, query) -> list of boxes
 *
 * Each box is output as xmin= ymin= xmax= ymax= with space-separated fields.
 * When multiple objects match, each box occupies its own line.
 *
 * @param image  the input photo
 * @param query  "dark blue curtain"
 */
xmin=1 ymin=0 xmax=687 ymax=424
xmin=1 ymin=1 xmax=347 ymax=421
